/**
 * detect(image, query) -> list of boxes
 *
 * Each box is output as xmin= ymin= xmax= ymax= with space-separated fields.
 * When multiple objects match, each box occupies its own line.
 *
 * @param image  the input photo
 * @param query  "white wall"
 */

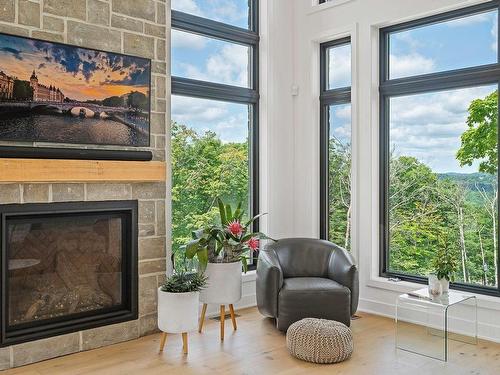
xmin=288 ymin=0 xmax=500 ymax=343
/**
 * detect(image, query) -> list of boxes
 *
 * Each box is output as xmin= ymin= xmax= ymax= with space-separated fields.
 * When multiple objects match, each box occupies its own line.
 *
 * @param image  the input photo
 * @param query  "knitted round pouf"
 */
xmin=286 ymin=318 xmax=353 ymax=364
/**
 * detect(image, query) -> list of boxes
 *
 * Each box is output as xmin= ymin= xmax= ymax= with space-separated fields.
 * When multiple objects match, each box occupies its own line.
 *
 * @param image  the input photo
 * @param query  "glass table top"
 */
xmin=398 ymin=288 xmax=476 ymax=307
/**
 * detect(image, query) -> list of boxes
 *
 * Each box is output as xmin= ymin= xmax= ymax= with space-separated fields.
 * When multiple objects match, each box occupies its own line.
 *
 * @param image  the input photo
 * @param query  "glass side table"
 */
xmin=396 ymin=288 xmax=477 ymax=361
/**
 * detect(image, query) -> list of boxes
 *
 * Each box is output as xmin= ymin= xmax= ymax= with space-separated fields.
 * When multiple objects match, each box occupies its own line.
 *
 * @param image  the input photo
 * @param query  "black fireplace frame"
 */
xmin=0 ymin=200 xmax=138 ymax=347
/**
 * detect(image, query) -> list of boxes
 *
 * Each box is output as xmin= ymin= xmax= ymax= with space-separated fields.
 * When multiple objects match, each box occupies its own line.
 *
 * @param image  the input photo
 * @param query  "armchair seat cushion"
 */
xmin=277 ymin=277 xmax=351 ymax=331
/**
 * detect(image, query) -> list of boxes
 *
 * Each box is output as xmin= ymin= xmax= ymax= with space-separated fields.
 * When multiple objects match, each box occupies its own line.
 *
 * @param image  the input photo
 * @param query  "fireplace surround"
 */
xmin=0 ymin=200 xmax=138 ymax=347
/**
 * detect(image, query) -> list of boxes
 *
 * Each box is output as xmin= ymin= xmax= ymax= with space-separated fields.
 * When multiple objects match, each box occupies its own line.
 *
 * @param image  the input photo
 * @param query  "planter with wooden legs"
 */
xmin=199 ymin=261 xmax=242 ymax=341
xmin=157 ymin=288 xmax=199 ymax=354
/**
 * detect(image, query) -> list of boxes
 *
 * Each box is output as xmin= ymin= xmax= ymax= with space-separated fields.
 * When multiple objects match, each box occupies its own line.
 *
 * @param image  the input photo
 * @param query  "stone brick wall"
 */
xmin=0 ymin=0 xmax=168 ymax=370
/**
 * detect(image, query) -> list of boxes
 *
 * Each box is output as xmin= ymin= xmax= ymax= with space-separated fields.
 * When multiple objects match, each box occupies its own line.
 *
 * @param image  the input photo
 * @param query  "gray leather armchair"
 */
xmin=256 ymin=238 xmax=359 ymax=331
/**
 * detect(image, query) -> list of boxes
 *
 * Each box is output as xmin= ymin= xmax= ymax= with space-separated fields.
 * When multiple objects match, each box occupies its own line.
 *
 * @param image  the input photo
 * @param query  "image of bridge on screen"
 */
xmin=0 ymin=32 xmax=151 ymax=147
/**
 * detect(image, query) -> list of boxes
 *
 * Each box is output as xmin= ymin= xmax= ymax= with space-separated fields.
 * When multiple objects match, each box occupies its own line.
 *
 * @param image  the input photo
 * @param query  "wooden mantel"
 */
xmin=0 ymin=158 xmax=166 ymax=182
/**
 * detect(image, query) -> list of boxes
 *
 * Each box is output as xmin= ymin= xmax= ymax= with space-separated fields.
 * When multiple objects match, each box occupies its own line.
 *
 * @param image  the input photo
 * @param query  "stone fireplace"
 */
xmin=0 ymin=201 xmax=138 ymax=347
xmin=0 ymin=0 xmax=168 ymax=370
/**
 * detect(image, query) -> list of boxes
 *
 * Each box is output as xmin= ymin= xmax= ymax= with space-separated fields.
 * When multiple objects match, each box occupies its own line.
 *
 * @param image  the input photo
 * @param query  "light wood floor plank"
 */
xmin=3 ymin=307 xmax=500 ymax=374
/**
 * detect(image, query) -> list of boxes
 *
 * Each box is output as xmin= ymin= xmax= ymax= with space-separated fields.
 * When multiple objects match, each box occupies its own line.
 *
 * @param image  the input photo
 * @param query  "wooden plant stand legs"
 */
xmin=158 ymin=332 xmax=188 ymax=354
xmin=199 ymin=303 xmax=207 ymax=333
xmin=159 ymin=332 xmax=167 ymax=352
xmin=198 ymin=303 xmax=238 ymax=341
xmin=220 ymin=305 xmax=225 ymax=341
xmin=229 ymin=304 xmax=237 ymax=331
xmin=182 ymin=333 xmax=188 ymax=354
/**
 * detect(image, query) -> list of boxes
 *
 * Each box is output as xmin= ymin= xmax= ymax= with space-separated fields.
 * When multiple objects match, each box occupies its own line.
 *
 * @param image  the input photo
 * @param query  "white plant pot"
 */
xmin=200 ymin=261 xmax=242 ymax=305
xmin=157 ymin=289 xmax=199 ymax=333
xmin=439 ymin=278 xmax=450 ymax=294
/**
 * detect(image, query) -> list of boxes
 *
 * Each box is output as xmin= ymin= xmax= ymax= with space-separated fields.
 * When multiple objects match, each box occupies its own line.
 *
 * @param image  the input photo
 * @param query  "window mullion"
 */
xmin=171 ymin=11 xmax=259 ymax=46
xmin=380 ymin=64 xmax=500 ymax=97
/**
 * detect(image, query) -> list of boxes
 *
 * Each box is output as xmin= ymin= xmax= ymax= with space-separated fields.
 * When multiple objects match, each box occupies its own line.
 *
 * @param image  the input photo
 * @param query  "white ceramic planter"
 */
xmin=439 ymin=278 xmax=450 ymax=294
xmin=200 ymin=261 xmax=242 ymax=305
xmin=157 ymin=289 xmax=199 ymax=333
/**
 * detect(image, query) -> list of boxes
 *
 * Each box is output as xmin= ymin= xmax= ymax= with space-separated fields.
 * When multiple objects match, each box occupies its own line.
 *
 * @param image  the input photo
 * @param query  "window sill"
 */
xmin=307 ymin=0 xmax=354 ymax=15
xmin=367 ymin=276 xmax=500 ymax=311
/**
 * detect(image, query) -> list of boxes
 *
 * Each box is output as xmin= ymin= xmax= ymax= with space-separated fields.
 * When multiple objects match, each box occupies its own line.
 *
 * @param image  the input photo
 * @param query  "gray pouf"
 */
xmin=286 ymin=318 xmax=353 ymax=364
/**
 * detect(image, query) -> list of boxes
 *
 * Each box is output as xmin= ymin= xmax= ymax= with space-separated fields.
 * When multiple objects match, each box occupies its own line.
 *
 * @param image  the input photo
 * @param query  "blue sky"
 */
xmin=171 ymin=0 xmax=251 ymax=143
xmin=388 ymin=9 xmax=498 ymax=173
xmin=172 ymin=0 xmax=250 ymax=28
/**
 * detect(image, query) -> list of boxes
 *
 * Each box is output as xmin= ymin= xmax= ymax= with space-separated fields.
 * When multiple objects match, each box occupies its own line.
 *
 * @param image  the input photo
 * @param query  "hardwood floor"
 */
xmin=3 ymin=308 xmax=500 ymax=375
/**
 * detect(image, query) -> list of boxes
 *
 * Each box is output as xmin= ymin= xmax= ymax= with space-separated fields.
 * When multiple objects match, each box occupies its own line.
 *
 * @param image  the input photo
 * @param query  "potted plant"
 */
xmin=432 ymin=240 xmax=457 ymax=294
xmin=157 ymin=272 xmax=207 ymax=354
xmin=184 ymin=198 xmax=273 ymax=339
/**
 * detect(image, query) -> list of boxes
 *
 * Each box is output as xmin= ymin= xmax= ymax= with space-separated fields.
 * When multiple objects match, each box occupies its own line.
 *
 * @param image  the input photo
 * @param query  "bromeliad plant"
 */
xmin=185 ymin=198 xmax=273 ymax=272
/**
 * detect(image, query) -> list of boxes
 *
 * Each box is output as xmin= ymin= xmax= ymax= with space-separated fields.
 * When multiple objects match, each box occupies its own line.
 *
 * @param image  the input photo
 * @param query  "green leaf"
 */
xmin=225 ymin=204 xmax=233 ymax=222
xmin=244 ymin=212 xmax=268 ymax=228
xmin=241 ymin=256 xmax=248 ymax=273
xmin=217 ymin=198 xmax=227 ymax=225
xmin=185 ymin=239 xmax=201 ymax=258
xmin=197 ymin=248 xmax=208 ymax=271
xmin=191 ymin=229 xmax=205 ymax=239
xmin=233 ymin=201 xmax=243 ymax=221
xmin=241 ymin=232 xmax=275 ymax=242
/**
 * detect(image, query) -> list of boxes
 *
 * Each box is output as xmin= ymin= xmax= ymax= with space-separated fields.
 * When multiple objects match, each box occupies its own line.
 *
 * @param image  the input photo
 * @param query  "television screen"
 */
xmin=0 ymin=33 xmax=151 ymax=147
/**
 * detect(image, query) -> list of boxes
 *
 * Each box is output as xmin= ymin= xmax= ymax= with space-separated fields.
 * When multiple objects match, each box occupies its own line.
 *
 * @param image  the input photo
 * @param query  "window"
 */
xmin=320 ymin=38 xmax=352 ymax=249
xmin=380 ymin=2 xmax=500 ymax=295
xmin=171 ymin=1 xmax=259 ymax=272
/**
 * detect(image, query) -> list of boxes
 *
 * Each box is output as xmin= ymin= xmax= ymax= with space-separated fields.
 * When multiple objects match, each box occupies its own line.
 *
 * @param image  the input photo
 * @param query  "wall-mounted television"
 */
xmin=0 ymin=32 xmax=151 ymax=149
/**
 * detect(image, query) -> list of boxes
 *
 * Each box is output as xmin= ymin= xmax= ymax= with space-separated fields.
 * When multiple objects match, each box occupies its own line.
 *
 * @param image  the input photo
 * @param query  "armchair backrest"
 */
xmin=266 ymin=238 xmax=334 ymax=278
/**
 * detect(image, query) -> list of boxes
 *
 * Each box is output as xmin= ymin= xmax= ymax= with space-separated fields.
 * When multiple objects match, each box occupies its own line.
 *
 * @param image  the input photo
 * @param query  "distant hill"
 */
xmin=437 ymin=172 xmax=496 ymax=194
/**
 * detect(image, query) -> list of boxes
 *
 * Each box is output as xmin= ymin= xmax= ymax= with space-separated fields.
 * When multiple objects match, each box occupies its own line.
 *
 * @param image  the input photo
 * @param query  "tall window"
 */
xmin=320 ymin=38 xmax=352 ymax=249
xmin=380 ymin=2 xmax=500 ymax=295
xmin=171 ymin=1 xmax=259 ymax=271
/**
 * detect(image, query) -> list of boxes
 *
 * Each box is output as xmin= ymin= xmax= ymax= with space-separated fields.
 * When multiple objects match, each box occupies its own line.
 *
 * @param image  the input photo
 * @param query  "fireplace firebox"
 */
xmin=0 ymin=200 xmax=138 ymax=347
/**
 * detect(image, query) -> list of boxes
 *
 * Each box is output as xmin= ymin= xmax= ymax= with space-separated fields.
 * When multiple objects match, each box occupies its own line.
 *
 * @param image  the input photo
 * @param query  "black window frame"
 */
xmin=171 ymin=1 xmax=260 ymax=269
xmin=320 ymin=37 xmax=352 ymax=240
xmin=379 ymin=1 xmax=500 ymax=296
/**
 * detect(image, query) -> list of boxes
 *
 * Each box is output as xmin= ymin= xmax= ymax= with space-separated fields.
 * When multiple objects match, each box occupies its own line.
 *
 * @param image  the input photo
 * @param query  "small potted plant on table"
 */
xmin=157 ymin=272 xmax=207 ymax=354
xmin=185 ymin=198 xmax=273 ymax=341
xmin=432 ymin=240 xmax=457 ymax=294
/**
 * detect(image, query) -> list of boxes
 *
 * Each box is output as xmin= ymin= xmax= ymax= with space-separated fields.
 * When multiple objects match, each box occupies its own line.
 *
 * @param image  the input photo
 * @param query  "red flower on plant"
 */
xmin=227 ymin=220 xmax=243 ymax=236
xmin=247 ymin=237 xmax=259 ymax=252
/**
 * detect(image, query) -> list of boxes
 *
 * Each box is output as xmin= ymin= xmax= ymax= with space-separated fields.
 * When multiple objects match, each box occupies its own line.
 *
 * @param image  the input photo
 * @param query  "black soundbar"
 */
xmin=0 ymin=146 xmax=153 ymax=161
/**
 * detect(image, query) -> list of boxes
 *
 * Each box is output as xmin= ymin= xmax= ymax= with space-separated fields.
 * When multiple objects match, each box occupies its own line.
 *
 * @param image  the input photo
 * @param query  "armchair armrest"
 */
xmin=256 ymin=248 xmax=283 ymax=318
xmin=328 ymin=244 xmax=359 ymax=315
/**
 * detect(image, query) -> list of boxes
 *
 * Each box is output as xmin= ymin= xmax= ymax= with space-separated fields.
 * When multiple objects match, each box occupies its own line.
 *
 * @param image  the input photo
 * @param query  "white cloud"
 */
xmin=328 ymin=44 xmax=351 ymax=88
xmin=171 ymin=0 xmax=204 ymax=17
xmin=172 ymin=0 xmax=248 ymax=27
xmin=445 ymin=11 xmax=493 ymax=27
xmin=389 ymin=53 xmax=435 ymax=79
xmin=171 ymin=29 xmax=206 ymax=50
xmin=491 ymin=15 xmax=498 ymax=52
xmin=330 ymin=104 xmax=351 ymax=145
xmin=171 ymin=96 xmax=248 ymax=143
xmin=390 ymin=85 xmax=495 ymax=173
xmin=208 ymin=0 xmax=247 ymax=24
xmin=178 ymin=43 xmax=249 ymax=87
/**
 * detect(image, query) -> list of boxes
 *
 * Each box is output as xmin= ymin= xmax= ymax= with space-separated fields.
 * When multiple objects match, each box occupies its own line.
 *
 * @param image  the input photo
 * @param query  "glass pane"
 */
xmin=171 ymin=0 xmax=250 ymax=29
xmin=327 ymin=43 xmax=351 ymax=89
xmin=171 ymin=95 xmax=250 ymax=272
xmin=171 ymin=29 xmax=250 ymax=88
xmin=389 ymin=9 xmax=498 ymax=79
xmin=328 ymin=103 xmax=352 ymax=249
xmin=388 ymin=84 xmax=498 ymax=289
